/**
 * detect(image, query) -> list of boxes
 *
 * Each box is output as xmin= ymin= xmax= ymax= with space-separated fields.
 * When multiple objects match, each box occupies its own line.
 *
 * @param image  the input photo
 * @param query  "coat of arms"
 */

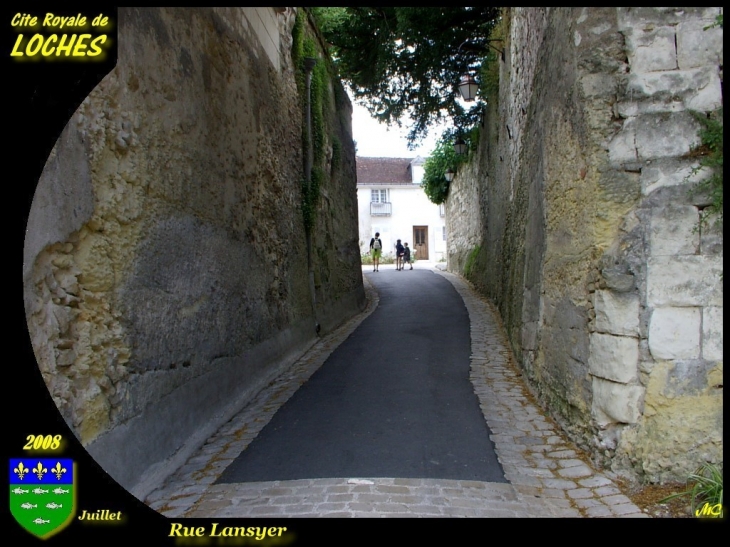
xmin=9 ymin=458 xmax=76 ymax=539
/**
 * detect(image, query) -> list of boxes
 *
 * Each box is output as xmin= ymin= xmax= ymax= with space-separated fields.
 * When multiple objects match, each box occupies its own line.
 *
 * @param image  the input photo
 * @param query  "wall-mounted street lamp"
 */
xmin=456 ymin=39 xmax=505 ymax=103
xmin=453 ymin=137 xmax=468 ymax=155
xmin=444 ymin=169 xmax=455 ymax=182
xmin=457 ymin=75 xmax=479 ymax=103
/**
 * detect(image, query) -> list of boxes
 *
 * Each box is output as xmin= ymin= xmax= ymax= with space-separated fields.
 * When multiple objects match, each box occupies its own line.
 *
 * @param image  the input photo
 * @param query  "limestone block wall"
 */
xmin=604 ymin=7 xmax=723 ymax=482
xmin=23 ymin=7 xmax=364 ymax=499
xmin=446 ymin=7 xmax=722 ymax=482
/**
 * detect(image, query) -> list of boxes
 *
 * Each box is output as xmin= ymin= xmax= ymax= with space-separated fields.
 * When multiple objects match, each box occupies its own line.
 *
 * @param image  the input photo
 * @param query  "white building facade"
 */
xmin=356 ymin=157 xmax=446 ymax=262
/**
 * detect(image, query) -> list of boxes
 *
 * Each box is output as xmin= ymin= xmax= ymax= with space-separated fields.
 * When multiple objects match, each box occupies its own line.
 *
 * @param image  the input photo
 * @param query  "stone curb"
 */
xmin=432 ymin=268 xmax=648 ymax=518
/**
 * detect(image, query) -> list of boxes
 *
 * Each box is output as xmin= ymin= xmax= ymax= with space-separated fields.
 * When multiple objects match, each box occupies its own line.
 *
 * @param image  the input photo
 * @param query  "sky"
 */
xmin=349 ymin=93 xmax=447 ymax=160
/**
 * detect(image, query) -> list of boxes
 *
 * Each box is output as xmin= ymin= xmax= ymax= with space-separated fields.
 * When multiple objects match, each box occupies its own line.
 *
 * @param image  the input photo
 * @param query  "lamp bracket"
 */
xmin=456 ymin=39 xmax=505 ymax=62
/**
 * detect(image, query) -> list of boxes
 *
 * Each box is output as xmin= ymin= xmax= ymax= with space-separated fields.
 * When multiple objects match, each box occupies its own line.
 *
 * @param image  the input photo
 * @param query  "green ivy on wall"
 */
xmin=293 ymin=8 xmax=338 ymax=232
xmin=301 ymin=167 xmax=323 ymax=232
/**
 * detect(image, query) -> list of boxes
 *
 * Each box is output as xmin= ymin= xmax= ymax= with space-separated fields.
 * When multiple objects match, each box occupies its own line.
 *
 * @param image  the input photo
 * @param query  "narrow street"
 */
xmin=14 ymin=8 xmax=721 ymax=528
xmin=217 ymin=263 xmax=504 ymax=484
xmin=144 ymin=263 xmax=648 ymax=518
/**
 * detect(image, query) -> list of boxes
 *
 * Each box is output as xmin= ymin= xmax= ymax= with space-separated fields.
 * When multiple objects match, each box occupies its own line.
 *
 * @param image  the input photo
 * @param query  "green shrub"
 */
xmin=361 ymin=253 xmax=395 ymax=265
xmin=422 ymin=133 xmax=470 ymax=204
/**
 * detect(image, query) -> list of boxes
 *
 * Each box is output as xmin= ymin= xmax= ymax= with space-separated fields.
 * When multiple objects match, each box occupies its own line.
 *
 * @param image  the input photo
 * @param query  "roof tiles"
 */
xmin=356 ymin=157 xmax=415 ymax=185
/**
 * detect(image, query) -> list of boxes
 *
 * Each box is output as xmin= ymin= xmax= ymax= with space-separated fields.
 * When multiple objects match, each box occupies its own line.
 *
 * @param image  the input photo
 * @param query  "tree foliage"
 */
xmin=312 ymin=7 xmax=501 ymax=146
xmin=421 ymin=133 xmax=469 ymax=204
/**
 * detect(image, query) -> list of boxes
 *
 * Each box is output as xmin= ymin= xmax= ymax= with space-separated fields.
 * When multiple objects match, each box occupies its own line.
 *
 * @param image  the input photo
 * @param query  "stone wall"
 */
xmin=446 ymin=7 xmax=722 ymax=482
xmin=22 ymin=7 xmax=364 ymax=499
xmin=604 ymin=7 xmax=723 ymax=482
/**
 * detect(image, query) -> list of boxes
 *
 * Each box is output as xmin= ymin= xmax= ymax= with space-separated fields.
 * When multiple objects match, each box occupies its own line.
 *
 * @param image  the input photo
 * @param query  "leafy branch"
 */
xmin=421 ymin=132 xmax=470 ymax=204
xmin=312 ymin=7 xmax=501 ymax=146
xmin=704 ymin=13 xmax=723 ymax=30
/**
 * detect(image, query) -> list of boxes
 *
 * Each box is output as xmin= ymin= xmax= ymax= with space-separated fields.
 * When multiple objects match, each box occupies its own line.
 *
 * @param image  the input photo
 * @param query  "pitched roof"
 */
xmin=356 ymin=157 xmax=415 ymax=185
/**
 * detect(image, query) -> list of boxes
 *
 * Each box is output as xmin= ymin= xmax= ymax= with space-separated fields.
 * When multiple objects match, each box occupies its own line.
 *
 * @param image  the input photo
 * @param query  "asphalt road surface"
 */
xmin=216 ymin=268 xmax=506 ymax=484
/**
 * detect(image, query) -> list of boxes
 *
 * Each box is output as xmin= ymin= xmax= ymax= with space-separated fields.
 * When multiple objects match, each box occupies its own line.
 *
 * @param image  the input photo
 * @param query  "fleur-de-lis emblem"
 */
xmin=14 ymin=462 xmax=29 ymax=480
xmin=33 ymin=462 xmax=48 ymax=480
xmin=52 ymin=462 xmax=67 ymax=480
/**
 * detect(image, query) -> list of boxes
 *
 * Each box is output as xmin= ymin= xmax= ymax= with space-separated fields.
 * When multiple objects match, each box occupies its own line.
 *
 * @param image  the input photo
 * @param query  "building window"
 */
xmin=371 ymin=189 xmax=387 ymax=203
xmin=439 ymin=203 xmax=445 ymax=217
xmin=442 ymin=226 xmax=447 ymax=241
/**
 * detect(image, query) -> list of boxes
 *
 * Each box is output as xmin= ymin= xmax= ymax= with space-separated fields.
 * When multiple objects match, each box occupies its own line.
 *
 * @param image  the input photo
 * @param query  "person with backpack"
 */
xmin=403 ymin=242 xmax=413 ymax=270
xmin=395 ymin=239 xmax=405 ymax=270
xmin=369 ymin=232 xmax=383 ymax=272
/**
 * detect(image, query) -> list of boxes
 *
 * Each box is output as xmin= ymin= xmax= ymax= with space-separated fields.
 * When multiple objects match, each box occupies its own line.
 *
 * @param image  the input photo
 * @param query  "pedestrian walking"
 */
xmin=369 ymin=232 xmax=383 ymax=272
xmin=395 ymin=239 xmax=405 ymax=270
xmin=403 ymin=242 xmax=413 ymax=270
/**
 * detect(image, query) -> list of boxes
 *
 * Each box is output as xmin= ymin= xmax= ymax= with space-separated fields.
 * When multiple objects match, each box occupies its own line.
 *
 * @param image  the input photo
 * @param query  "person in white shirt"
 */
xmin=369 ymin=232 xmax=383 ymax=272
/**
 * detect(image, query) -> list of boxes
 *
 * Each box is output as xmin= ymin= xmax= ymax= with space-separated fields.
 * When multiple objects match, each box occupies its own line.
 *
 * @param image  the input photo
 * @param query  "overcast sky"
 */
xmin=349 ymin=94 xmax=446 ymax=160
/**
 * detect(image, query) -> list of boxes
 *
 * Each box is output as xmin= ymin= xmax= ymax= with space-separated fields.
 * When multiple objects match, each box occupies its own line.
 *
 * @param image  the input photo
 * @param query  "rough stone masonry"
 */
xmin=22 ymin=7 xmax=364 ymax=499
xmin=446 ymin=7 xmax=722 ymax=483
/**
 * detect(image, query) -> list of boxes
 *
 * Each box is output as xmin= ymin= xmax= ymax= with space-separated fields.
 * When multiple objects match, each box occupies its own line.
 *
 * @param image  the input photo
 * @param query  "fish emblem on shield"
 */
xmin=9 ymin=458 xmax=76 ymax=539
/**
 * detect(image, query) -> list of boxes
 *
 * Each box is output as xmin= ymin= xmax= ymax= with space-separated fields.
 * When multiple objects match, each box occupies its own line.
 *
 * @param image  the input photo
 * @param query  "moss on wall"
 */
xmin=296 ymin=8 xmax=364 ymax=330
xmin=464 ymin=245 xmax=481 ymax=279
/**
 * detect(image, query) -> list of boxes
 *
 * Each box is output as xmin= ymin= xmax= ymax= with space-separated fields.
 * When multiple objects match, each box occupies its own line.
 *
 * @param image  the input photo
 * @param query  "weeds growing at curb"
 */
xmin=659 ymin=463 xmax=723 ymax=518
